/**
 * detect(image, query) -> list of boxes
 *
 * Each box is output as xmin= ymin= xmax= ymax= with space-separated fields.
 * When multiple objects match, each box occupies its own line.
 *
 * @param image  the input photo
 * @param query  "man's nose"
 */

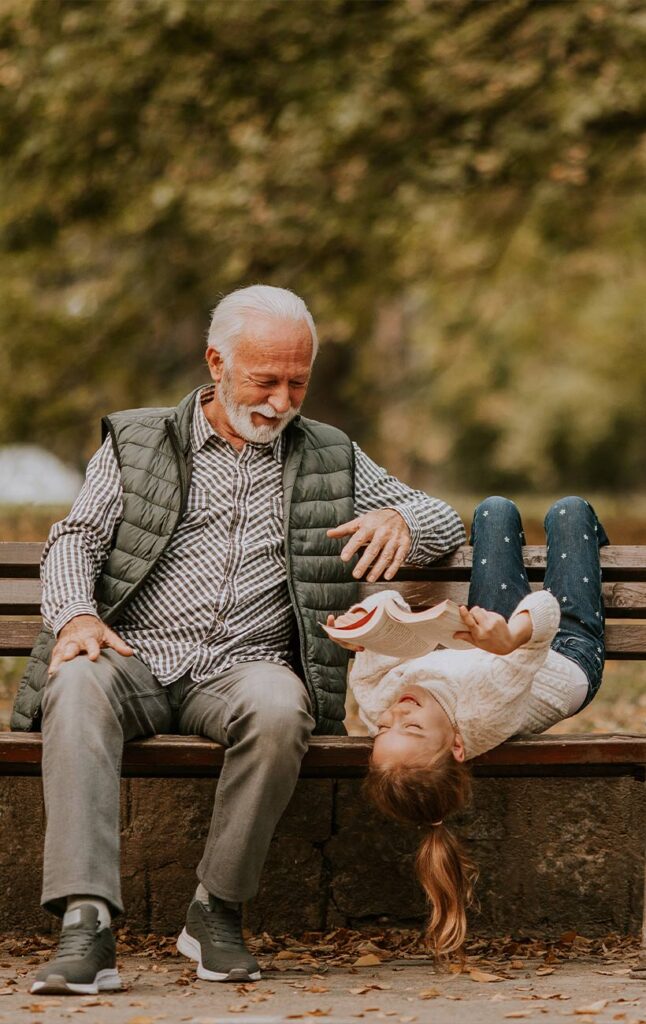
xmin=269 ymin=386 xmax=291 ymax=415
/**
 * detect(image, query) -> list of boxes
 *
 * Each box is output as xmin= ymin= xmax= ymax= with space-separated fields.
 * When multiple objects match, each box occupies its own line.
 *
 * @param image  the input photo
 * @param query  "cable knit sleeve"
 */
xmin=450 ymin=590 xmax=562 ymax=757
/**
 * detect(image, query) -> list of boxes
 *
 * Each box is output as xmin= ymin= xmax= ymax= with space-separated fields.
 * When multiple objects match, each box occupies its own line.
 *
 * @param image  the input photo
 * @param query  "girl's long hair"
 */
xmin=363 ymin=752 xmax=477 ymax=960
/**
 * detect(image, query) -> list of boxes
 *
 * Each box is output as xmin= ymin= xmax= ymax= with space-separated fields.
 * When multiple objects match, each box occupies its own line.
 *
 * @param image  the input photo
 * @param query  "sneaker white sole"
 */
xmin=177 ymin=927 xmax=261 ymax=982
xmin=31 ymin=968 xmax=122 ymax=995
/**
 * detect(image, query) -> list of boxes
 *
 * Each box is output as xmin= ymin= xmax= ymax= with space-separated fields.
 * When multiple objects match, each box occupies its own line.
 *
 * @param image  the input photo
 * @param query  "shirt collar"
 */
xmin=191 ymin=385 xmax=285 ymax=464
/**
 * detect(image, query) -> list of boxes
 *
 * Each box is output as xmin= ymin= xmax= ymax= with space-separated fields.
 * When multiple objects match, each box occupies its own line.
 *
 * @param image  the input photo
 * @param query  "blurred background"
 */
xmin=1 ymin=0 xmax=644 ymax=730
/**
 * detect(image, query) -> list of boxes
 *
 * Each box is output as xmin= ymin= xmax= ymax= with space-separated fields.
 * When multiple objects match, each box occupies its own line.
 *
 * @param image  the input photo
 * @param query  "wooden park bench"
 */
xmin=0 ymin=540 xmax=645 ymax=975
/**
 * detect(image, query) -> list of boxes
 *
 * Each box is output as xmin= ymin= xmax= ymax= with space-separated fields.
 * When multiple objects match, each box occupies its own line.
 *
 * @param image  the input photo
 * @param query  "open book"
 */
xmin=321 ymin=598 xmax=473 ymax=659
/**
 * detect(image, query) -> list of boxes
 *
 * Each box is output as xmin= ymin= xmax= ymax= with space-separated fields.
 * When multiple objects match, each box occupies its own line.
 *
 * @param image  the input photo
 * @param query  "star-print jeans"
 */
xmin=468 ymin=496 xmax=609 ymax=710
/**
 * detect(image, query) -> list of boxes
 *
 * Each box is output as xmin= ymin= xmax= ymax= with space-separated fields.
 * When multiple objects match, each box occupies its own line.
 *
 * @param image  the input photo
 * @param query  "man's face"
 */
xmin=207 ymin=315 xmax=314 ymax=443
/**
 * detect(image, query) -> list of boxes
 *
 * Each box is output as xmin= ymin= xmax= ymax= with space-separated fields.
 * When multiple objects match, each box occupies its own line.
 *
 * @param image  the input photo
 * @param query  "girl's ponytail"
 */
xmin=363 ymin=752 xmax=477 ymax=960
xmin=416 ymin=822 xmax=477 ymax=958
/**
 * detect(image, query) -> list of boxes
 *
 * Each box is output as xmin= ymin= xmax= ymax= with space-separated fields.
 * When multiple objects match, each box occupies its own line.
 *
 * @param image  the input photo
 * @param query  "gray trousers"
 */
xmin=40 ymin=650 xmax=315 ymax=918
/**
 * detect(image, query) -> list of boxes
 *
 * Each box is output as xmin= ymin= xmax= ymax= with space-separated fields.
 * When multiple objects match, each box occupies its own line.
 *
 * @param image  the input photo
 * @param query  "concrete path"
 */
xmin=1 ymin=937 xmax=644 ymax=1024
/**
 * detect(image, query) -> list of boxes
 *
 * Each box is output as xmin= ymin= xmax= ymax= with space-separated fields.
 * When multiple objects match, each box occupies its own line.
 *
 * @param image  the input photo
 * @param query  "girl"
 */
xmin=326 ymin=496 xmax=608 ymax=959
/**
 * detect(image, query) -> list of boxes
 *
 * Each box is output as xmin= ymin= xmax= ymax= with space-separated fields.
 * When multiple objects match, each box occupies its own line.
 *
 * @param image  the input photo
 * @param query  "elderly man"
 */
xmin=13 ymin=285 xmax=466 ymax=994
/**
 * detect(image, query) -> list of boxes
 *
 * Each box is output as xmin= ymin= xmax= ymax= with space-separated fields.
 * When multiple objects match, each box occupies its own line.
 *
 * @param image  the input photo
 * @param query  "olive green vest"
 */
xmin=11 ymin=387 xmax=359 ymax=735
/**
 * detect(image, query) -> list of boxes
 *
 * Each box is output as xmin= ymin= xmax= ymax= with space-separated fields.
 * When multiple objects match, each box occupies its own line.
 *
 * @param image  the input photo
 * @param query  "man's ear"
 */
xmin=205 ymin=346 xmax=225 ymax=384
xmin=452 ymin=732 xmax=466 ymax=763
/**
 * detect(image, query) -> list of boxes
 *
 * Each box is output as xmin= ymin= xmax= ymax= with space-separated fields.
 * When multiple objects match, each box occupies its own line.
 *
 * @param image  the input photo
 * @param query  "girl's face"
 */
xmin=372 ymin=685 xmax=465 ymax=769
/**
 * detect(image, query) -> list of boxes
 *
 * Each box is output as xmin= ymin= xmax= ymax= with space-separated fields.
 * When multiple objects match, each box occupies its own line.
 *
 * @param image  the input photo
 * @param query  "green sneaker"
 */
xmin=31 ymin=905 xmax=121 ymax=995
xmin=177 ymin=895 xmax=261 ymax=982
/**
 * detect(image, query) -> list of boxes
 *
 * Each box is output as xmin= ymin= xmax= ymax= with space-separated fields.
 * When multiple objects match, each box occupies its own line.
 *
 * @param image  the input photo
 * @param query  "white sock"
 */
xmin=194 ymin=883 xmax=210 ymax=907
xmin=64 ymin=896 xmax=111 ymax=931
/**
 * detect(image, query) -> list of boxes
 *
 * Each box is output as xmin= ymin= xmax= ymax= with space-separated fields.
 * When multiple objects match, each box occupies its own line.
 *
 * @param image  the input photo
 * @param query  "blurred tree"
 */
xmin=0 ymin=0 xmax=645 ymax=490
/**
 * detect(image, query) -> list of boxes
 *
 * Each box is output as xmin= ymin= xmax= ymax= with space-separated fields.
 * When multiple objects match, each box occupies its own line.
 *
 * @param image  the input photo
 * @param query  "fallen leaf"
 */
xmin=274 ymin=950 xmax=300 ymax=961
xmin=575 ymin=1001 xmax=608 ymax=1015
xmin=353 ymin=954 xmax=382 ymax=967
xmin=418 ymin=988 xmax=441 ymax=999
xmin=287 ymin=1012 xmax=331 ymax=1019
xmin=469 ymin=968 xmax=504 ymax=983
xmin=505 ymin=1014 xmax=532 ymax=1020
xmin=510 ymin=960 xmax=525 ymax=970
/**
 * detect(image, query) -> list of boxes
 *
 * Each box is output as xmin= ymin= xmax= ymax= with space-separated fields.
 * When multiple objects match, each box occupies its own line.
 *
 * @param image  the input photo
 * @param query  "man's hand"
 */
xmin=327 ymin=509 xmax=411 ymax=582
xmin=453 ymin=606 xmax=532 ymax=655
xmin=325 ymin=612 xmax=365 ymax=652
xmin=48 ymin=614 xmax=134 ymax=676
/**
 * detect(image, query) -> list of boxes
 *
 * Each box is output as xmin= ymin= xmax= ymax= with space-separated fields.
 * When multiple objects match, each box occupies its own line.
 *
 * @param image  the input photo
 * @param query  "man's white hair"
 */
xmin=206 ymin=284 xmax=318 ymax=362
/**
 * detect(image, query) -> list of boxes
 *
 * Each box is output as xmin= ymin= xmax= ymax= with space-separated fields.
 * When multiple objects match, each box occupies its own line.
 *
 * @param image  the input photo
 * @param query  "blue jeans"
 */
xmin=468 ymin=496 xmax=609 ymax=710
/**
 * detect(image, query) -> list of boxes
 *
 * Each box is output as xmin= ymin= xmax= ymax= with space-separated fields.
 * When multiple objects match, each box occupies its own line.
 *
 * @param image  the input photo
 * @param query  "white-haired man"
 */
xmin=14 ymin=285 xmax=466 ymax=993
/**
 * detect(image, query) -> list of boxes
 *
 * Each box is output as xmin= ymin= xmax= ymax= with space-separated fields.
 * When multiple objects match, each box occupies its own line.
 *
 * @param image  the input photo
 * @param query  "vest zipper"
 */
xmin=282 ymin=429 xmax=320 ymax=726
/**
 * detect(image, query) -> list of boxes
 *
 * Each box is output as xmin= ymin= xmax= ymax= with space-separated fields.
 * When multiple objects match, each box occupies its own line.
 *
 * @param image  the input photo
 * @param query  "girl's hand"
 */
xmin=325 ymin=611 xmax=365 ymax=652
xmin=453 ymin=606 xmax=532 ymax=655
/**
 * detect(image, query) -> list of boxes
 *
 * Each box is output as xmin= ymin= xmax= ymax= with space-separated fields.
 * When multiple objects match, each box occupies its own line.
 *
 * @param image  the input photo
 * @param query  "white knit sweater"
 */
xmin=348 ymin=590 xmax=588 ymax=759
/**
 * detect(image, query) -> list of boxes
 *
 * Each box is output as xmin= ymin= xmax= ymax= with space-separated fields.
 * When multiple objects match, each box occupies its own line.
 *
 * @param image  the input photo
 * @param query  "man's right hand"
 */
xmin=48 ymin=615 xmax=134 ymax=676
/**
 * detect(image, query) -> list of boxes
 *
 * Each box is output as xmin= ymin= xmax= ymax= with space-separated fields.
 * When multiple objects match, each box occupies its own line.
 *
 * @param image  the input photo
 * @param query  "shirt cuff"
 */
xmin=384 ymin=504 xmax=423 ymax=564
xmin=51 ymin=602 xmax=100 ymax=637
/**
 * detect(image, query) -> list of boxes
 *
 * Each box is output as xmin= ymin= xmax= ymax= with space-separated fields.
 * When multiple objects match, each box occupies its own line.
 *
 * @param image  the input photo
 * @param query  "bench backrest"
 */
xmin=1 ymin=541 xmax=646 ymax=659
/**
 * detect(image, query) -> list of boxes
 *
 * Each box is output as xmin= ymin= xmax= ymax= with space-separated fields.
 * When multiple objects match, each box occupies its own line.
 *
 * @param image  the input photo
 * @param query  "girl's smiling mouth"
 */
xmin=398 ymin=694 xmax=421 ymax=706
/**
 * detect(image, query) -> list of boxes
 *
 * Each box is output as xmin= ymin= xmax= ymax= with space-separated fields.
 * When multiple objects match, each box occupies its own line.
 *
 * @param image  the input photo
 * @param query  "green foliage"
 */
xmin=1 ymin=0 xmax=645 ymax=488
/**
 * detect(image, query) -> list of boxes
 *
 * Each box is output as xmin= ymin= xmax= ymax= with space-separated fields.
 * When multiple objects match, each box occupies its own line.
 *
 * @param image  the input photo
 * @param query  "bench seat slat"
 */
xmin=0 ymin=732 xmax=644 ymax=778
xmin=2 ymin=620 xmax=645 ymax=657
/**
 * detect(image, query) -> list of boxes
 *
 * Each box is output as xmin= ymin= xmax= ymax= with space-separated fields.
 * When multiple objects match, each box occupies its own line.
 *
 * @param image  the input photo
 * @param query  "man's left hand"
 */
xmin=327 ymin=509 xmax=411 ymax=582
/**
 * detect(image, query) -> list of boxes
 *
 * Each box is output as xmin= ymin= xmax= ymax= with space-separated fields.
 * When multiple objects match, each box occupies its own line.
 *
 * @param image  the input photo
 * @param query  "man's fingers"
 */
xmin=326 ymin=614 xmax=335 ymax=626
xmin=105 ymin=629 xmax=134 ymax=656
xmin=85 ymin=638 xmax=101 ymax=661
xmin=352 ymin=535 xmax=387 ymax=579
xmin=366 ymin=541 xmax=399 ymax=583
xmin=327 ymin=519 xmax=362 ymax=538
xmin=48 ymin=640 xmax=81 ymax=676
xmin=340 ymin=528 xmax=371 ymax=563
xmin=383 ymin=542 xmax=410 ymax=581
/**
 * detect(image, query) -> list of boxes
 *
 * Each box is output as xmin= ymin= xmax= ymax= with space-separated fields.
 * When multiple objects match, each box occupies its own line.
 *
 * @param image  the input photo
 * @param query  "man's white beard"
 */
xmin=217 ymin=370 xmax=300 ymax=444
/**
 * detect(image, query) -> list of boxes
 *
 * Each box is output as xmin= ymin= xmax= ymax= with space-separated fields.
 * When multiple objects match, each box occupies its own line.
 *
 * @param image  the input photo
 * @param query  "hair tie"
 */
xmin=431 ymin=819 xmax=444 ymax=827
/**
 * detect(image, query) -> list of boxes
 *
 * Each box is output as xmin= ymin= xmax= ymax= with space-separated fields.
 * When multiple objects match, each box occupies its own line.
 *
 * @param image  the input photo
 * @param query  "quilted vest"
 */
xmin=11 ymin=387 xmax=359 ymax=735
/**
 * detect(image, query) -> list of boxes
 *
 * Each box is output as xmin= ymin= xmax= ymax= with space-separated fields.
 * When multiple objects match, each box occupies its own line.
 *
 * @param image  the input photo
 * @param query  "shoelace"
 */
xmin=56 ymin=926 xmax=97 ymax=961
xmin=202 ymin=902 xmax=244 ymax=947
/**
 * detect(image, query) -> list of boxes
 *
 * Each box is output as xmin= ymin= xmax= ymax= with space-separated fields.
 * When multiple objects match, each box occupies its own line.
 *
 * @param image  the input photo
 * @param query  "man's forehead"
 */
xmin=235 ymin=320 xmax=313 ymax=371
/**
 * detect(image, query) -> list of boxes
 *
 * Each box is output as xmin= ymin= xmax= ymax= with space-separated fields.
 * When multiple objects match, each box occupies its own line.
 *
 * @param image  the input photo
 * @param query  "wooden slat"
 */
xmin=3 ymin=543 xmax=646 ymax=580
xmin=362 ymin=581 xmax=646 ymax=618
xmin=1 ymin=619 xmax=645 ymax=657
xmin=1 ymin=733 xmax=645 ymax=779
xmin=4 ymin=578 xmax=646 ymax=617
xmin=0 ymin=543 xmax=43 ymax=577
xmin=0 ymin=580 xmax=42 ymax=615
